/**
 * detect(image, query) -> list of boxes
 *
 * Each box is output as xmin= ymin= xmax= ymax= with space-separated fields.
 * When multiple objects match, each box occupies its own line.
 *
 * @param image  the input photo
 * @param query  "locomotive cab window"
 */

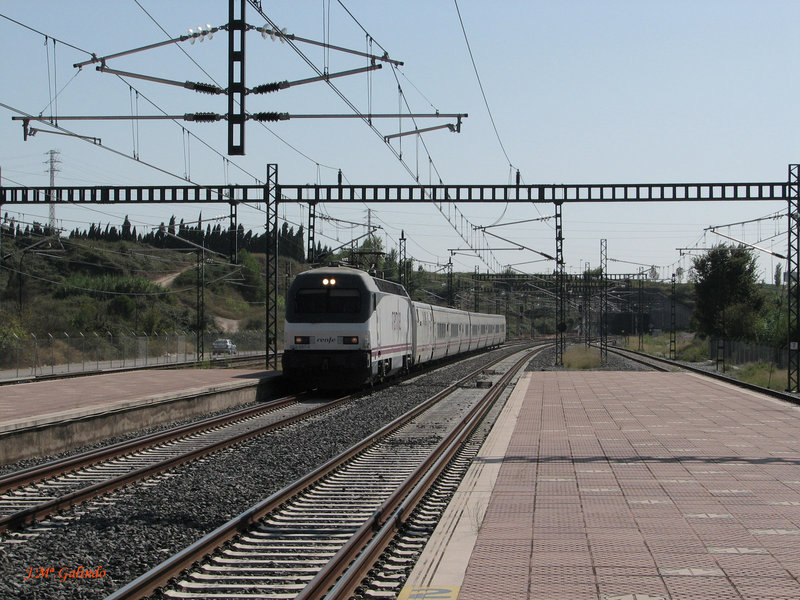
xmin=295 ymin=289 xmax=326 ymax=314
xmin=329 ymin=289 xmax=361 ymax=314
xmin=295 ymin=288 xmax=361 ymax=314
xmin=286 ymin=270 xmax=394 ymax=324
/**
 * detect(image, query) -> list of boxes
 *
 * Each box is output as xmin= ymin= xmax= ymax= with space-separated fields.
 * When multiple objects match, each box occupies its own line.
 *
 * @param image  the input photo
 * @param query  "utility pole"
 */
xmin=307 ymin=202 xmax=317 ymax=263
xmin=788 ymin=164 xmax=800 ymax=392
xmin=670 ymin=273 xmax=677 ymax=360
xmin=584 ymin=262 xmax=591 ymax=348
xmin=446 ymin=258 xmax=453 ymax=307
xmin=399 ymin=229 xmax=407 ymax=287
xmin=474 ymin=266 xmax=479 ymax=312
xmin=45 ymin=150 xmax=61 ymax=232
xmin=600 ymin=239 xmax=608 ymax=364
xmin=638 ymin=267 xmax=644 ymax=351
xmin=555 ymin=202 xmax=564 ymax=366
xmin=0 ymin=164 xmax=3 ymax=317
xmin=196 ymin=241 xmax=205 ymax=362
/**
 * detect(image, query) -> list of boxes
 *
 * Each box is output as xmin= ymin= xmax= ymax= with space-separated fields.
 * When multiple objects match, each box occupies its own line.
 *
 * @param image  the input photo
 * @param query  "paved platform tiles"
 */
xmin=401 ymin=371 xmax=800 ymax=600
xmin=0 ymin=369 xmax=277 ymax=464
xmin=0 ymin=369 xmax=271 ymax=431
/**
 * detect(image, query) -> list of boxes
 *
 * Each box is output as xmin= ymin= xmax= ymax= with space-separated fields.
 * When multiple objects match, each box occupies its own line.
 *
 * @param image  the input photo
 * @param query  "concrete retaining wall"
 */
xmin=0 ymin=376 xmax=279 ymax=466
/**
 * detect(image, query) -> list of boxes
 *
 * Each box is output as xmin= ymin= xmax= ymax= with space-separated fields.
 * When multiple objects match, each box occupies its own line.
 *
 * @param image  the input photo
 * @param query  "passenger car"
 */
xmin=212 ymin=338 xmax=237 ymax=355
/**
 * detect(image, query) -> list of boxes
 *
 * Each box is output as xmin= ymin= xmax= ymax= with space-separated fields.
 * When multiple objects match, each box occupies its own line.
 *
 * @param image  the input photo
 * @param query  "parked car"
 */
xmin=212 ymin=338 xmax=237 ymax=355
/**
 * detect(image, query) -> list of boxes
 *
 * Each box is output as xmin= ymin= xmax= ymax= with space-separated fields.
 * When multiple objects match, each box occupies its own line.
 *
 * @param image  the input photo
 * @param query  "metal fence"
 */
xmin=0 ymin=330 xmax=267 ymax=380
xmin=710 ymin=337 xmax=785 ymax=370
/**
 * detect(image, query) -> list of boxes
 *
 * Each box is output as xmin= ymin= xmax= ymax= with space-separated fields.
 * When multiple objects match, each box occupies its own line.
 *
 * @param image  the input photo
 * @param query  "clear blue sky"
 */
xmin=0 ymin=1 xmax=796 ymax=280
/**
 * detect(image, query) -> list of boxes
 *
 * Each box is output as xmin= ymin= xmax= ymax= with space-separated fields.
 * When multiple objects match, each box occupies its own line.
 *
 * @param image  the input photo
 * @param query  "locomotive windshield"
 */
xmin=286 ymin=271 xmax=371 ymax=323
xmin=295 ymin=289 xmax=361 ymax=315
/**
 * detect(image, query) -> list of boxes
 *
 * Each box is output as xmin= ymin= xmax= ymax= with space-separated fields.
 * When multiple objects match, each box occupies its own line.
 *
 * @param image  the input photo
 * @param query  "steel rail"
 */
xmin=104 ymin=345 xmax=534 ymax=600
xmin=307 ymin=347 xmax=542 ymax=600
xmin=0 ymin=393 xmax=296 ymax=494
xmin=0 ymin=391 xmax=361 ymax=533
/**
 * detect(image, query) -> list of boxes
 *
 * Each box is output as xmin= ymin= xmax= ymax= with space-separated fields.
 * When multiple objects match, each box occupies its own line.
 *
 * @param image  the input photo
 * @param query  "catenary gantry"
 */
xmin=1 ymin=165 xmax=797 ymax=389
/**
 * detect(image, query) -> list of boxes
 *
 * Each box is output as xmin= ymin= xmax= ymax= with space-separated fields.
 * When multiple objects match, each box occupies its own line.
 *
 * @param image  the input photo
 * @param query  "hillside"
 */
xmin=0 ymin=229 xmax=703 ymax=344
xmin=0 ymin=232 xmax=296 ymax=342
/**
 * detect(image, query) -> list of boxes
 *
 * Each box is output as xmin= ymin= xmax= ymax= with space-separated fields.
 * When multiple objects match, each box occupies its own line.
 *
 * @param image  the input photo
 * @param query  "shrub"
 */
xmin=563 ymin=346 xmax=602 ymax=369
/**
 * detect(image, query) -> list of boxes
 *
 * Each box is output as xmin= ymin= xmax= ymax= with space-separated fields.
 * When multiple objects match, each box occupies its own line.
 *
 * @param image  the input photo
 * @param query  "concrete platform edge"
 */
xmin=0 ymin=375 xmax=280 ymax=466
xmin=398 ymin=372 xmax=533 ymax=599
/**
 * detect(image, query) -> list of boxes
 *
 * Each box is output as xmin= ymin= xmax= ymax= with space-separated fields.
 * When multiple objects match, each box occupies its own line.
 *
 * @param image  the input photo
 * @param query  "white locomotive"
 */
xmin=282 ymin=266 xmax=506 ymax=389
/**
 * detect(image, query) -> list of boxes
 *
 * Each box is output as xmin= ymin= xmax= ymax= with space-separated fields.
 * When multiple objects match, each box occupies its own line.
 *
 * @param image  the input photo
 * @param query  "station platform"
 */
xmin=0 ymin=368 xmax=280 ymax=465
xmin=401 ymin=371 xmax=800 ymax=600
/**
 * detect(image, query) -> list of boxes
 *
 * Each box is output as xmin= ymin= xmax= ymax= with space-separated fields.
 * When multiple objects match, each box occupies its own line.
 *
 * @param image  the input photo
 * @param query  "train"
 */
xmin=282 ymin=266 xmax=506 ymax=389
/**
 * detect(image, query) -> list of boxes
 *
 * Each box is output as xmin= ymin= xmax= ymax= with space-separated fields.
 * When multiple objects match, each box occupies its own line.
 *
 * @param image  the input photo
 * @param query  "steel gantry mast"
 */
xmin=788 ymin=164 xmax=800 ymax=391
xmin=555 ymin=202 xmax=565 ymax=365
xmin=306 ymin=202 xmax=317 ymax=264
xmin=600 ymin=239 xmax=608 ymax=363
xmin=638 ymin=268 xmax=645 ymax=351
xmin=670 ymin=272 xmax=677 ymax=360
xmin=228 ymin=0 xmax=246 ymax=155
xmin=266 ymin=164 xmax=279 ymax=369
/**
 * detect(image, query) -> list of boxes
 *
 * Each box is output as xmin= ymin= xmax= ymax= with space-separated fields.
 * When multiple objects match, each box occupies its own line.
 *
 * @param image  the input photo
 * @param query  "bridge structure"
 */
xmin=1 ymin=164 xmax=798 ymax=389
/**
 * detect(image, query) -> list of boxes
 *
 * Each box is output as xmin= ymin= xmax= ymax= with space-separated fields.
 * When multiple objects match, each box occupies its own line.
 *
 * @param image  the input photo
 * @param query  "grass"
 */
xmin=726 ymin=362 xmax=787 ymax=391
xmin=563 ymin=346 xmax=602 ymax=369
xmin=628 ymin=333 xmax=789 ymax=391
xmin=625 ymin=333 xmax=709 ymax=362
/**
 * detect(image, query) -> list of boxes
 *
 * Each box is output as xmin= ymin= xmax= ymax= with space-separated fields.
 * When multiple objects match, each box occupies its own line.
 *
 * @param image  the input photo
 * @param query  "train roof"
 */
xmin=292 ymin=267 xmax=504 ymax=320
xmin=294 ymin=266 xmax=409 ymax=297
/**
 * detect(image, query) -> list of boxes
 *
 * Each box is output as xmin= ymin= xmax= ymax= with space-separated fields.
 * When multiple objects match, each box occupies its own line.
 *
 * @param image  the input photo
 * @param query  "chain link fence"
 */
xmin=710 ymin=337 xmax=785 ymax=371
xmin=0 ymin=330 xmax=268 ymax=380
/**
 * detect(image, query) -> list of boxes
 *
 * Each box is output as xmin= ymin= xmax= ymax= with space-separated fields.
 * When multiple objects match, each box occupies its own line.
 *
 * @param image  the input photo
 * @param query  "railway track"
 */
xmin=106 ymin=345 xmax=544 ymax=600
xmin=0 ymin=391 xmax=352 ymax=535
xmin=0 ymin=344 xmax=532 ymax=537
xmin=0 ymin=342 xmax=538 ymax=538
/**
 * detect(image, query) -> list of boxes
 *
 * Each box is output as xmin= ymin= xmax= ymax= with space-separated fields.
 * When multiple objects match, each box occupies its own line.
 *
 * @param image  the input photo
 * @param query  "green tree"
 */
xmin=122 ymin=215 xmax=133 ymax=241
xmin=351 ymin=236 xmax=384 ymax=274
xmin=691 ymin=244 xmax=761 ymax=339
xmin=238 ymin=250 xmax=265 ymax=303
xmin=383 ymin=247 xmax=398 ymax=281
xmin=584 ymin=266 xmax=603 ymax=278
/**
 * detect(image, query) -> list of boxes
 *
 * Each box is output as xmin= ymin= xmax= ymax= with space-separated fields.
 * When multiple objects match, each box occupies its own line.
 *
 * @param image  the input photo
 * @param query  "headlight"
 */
xmin=342 ymin=336 xmax=359 ymax=345
xmin=294 ymin=336 xmax=310 ymax=344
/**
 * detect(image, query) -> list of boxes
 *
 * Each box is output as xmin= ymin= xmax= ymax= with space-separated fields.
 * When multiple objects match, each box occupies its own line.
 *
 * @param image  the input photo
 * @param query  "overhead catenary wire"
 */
xmin=450 ymin=0 xmax=555 ymax=240
xmin=132 ymin=0 xmax=338 ymax=172
xmin=705 ymin=211 xmax=784 ymax=232
xmin=0 ymin=12 xmax=263 ymax=188
xmin=8 ymin=5 xmax=495 ymax=274
xmin=452 ymin=0 xmax=515 ymax=172
xmin=2 ymin=8 xmax=271 ymax=188
xmin=246 ymin=2 xmax=501 ymax=273
xmin=1 ymin=100 xmax=216 ymax=187
xmin=0 ymin=12 xmax=89 ymax=55
xmin=134 ymin=0 xmax=406 ymax=176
